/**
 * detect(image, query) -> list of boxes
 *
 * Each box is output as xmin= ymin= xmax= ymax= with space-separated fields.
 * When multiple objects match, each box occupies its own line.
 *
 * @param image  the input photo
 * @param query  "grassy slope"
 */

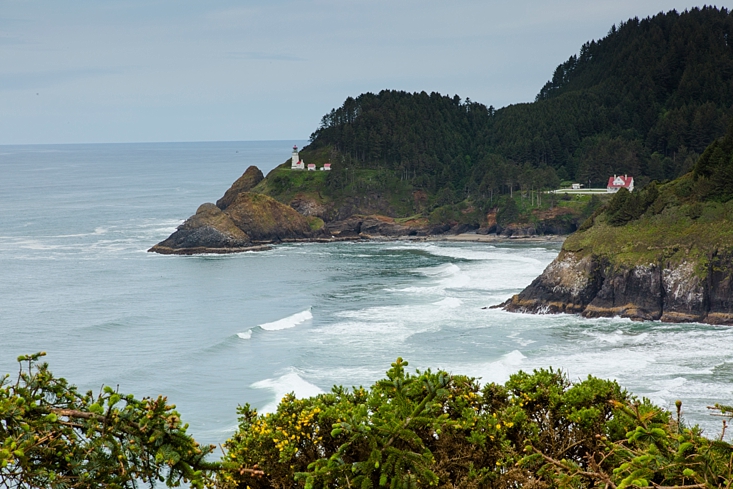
xmin=255 ymin=165 xmax=330 ymax=203
xmin=253 ymin=149 xmax=606 ymax=230
xmin=563 ymin=175 xmax=733 ymax=268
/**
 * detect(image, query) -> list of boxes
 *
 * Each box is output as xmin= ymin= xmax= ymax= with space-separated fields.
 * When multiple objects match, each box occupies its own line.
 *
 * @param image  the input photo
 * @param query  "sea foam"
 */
xmin=433 ymin=297 xmax=463 ymax=308
xmin=252 ymin=370 xmax=324 ymax=413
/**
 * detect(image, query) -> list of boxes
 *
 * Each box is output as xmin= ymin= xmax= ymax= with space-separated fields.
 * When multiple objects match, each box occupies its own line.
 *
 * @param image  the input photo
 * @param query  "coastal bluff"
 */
xmin=149 ymin=165 xmax=434 ymax=254
xmin=501 ymin=123 xmax=733 ymax=326
xmin=500 ymin=247 xmax=733 ymax=325
xmin=150 ymin=166 xmax=327 ymax=254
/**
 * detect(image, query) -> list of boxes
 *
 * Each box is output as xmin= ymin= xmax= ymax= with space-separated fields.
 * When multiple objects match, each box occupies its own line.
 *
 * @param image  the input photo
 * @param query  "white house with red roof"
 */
xmin=291 ymin=145 xmax=305 ymax=170
xmin=320 ymin=163 xmax=331 ymax=171
xmin=607 ymin=175 xmax=634 ymax=193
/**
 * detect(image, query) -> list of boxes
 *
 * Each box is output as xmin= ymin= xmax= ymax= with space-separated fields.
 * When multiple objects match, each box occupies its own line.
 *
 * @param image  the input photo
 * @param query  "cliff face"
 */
xmin=503 ymin=124 xmax=733 ymax=326
xmin=149 ymin=203 xmax=253 ymax=254
xmin=502 ymin=249 xmax=733 ymax=325
xmin=223 ymin=193 xmax=316 ymax=242
xmin=216 ymin=166 xmax=264 ymax=210
xmin=150 ymin=191 xmax=323 ymax=254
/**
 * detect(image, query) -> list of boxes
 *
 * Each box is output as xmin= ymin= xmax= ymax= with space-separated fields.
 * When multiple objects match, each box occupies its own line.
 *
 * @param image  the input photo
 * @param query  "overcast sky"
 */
xmin=0 ymin=1 xmax=725 ymax=144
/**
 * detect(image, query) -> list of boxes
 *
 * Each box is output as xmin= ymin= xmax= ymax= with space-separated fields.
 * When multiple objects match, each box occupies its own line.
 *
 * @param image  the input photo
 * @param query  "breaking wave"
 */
xmin=251 ymin=370 xmax=324 ymax=413
xmin=258 ymin=309 xmax=313 ymax=331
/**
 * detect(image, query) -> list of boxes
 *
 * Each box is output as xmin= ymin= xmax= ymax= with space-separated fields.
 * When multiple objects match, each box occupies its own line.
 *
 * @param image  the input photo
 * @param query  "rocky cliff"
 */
xmin=150 ymin=167 xmax=326 ymax=254
xmin=501 ymin=135 xmax=733 ymax=324
xmin=501 ymin=247 xmax=733 ymax=324
xmin=502 ymin=125 xmax=733 ymax=325
xmin=216 ymin=166 xmax=264 ymax=210
xmin=150 ymin=203 xmax=255 ymax=254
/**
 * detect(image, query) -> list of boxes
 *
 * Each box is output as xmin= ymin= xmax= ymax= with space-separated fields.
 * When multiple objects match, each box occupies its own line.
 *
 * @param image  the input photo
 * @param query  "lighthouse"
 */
xmin=291 ymin=145 xmax=304 ymax=170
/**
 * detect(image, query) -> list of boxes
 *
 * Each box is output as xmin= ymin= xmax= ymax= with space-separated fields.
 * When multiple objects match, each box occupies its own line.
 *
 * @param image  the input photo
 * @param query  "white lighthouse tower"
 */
xmin=291 ymin=145 xmax=304 ymax=170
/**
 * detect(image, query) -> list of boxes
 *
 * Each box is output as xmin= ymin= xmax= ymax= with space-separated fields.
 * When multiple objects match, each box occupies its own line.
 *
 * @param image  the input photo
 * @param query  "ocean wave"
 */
xmin=454 ymin=350 xmax=528 ymax=385
xmin=584 ymin=329 xmax=650 ymax=346
xmin=410 ymin=243 xmax=543 ymax=263
xmin=251 ymin=370 xmax=324 ymax=413
xmin=237 ymin=330 xmax=253 ymax=340
xmin=417 ymin=263 xmax=461 ymax=277
xmin=312 ymin=320 xmax=417 ymax=345
xmin=259 ymin=308 xmax=313 ymax=331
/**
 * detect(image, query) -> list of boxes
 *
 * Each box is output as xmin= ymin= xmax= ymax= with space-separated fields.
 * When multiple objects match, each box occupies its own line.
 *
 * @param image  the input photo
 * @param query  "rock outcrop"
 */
xmin=216 ymin=166 xmax=264 ymax=210
xmin=289 ymin=197 xmax=332 ymax=220
xmin=327 ymin=215 xmax=425 ymax=238
xmin=223 ymin=193 xmax=316 ymax=242
xmin=150 ymin=203 xmax=255 ymax=254
xmin=150 ymin=187 xmax=322 ymax=254
xmin=501 ymin=249 xmax=733 ymax=325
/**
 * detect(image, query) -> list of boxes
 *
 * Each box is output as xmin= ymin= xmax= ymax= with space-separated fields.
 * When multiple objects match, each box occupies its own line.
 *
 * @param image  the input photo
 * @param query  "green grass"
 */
xmin=565 ymin=200 xmax=733 ymax=267
xmin=255 ymin=167 xmax=329 ymax=203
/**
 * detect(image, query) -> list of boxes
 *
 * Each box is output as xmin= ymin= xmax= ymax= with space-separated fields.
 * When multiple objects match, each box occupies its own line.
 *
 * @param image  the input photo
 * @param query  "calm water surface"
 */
xmin=1 ymin=141 xmax=731 ymax=445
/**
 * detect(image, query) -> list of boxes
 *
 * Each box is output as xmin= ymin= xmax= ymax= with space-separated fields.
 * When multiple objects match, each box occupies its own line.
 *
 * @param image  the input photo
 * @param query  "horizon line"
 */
xmin=0 ymin=138 xmax=311 ymax=147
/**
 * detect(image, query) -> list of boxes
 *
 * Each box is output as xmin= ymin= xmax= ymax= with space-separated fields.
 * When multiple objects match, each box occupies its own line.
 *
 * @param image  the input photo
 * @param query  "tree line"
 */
xmin=307 ymin=7 xmax=733 ymax=200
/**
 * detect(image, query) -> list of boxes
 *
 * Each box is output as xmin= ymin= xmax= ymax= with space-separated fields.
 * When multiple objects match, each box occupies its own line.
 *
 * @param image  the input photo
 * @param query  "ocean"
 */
xmin=1 ymin=141 xmax=731 ymax=447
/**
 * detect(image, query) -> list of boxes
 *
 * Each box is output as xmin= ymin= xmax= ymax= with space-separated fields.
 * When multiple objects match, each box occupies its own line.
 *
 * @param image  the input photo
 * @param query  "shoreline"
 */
xmin=433 ymin=233 xmax=567 ymax=244
xmin=149 ymin=233 xmax=568 ymax=255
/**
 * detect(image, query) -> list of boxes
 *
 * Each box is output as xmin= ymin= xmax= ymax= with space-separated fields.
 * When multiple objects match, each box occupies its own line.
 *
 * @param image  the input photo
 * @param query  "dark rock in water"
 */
xmin=705 ymin=250 xmax=733 ymax=324
xmin=500 ymin=251 xmax=604 ymax=315
xmin=451 ymin=223 xmax=479 ymax=235
xmin=324 ymin=215 xmax=424 ymax=238
xmin=429 ymin=223 xmax=452 ymax=235
xmin=536 ymin=219 xmax=578 ymax=235
xmin=326 ymin=216 xmax=363 ymax=237
xmin=583 ymin=262 xmax=664 ymax=320
xmin=358 ymin=217 xmax=411 ymax=237
xmin=149 ymin=203 xmax=252 ymax=254
xmin=216 ymin=166 xmax=264 ymax=210
xmin=499 ymin=224 xmax=537 ymax=238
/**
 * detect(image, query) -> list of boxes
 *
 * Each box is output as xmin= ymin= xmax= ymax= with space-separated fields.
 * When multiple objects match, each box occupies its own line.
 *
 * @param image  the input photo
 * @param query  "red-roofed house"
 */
xmin=307 ymin=163 xmax=316 ymax=171
xmin=321 ymin=163 xmax=332 ymax=171
xmin=607 ymin=175 xmax=634 ymax=193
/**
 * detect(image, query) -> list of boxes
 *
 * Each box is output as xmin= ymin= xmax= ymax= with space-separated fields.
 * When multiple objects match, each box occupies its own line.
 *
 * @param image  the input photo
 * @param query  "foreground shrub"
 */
xmin=3 ymin=355 xmax=732 ymax=488
xmin=0 ymin=353 xmax=217 ymax=488
xmin=220 ymin=359 xmax=733 ymax=489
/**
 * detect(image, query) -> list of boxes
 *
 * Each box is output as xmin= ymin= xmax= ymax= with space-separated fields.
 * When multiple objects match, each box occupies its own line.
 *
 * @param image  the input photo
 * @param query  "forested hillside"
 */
xmin=306 ymin=6 xmax=733 ymax=199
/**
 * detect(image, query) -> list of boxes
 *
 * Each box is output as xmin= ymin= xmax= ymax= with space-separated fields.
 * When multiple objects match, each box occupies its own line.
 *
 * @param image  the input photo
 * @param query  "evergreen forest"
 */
xmin=305 ymin=6 xmax=733 ymax=203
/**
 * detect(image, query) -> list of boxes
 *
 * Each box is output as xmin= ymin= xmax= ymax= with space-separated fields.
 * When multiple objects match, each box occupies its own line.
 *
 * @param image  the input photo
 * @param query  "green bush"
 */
xmin=218 ymin=359 xmax=733 ymax=489
xmin=5 ymin=355 xmax=733 ymax=489
xmin=0 ymin=353 xmax=217 ymax=488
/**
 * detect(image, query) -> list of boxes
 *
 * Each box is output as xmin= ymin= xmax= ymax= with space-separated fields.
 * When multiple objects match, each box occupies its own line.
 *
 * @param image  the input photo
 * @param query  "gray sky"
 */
xmin=0 ymin=1 xmax=723 ymax=144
